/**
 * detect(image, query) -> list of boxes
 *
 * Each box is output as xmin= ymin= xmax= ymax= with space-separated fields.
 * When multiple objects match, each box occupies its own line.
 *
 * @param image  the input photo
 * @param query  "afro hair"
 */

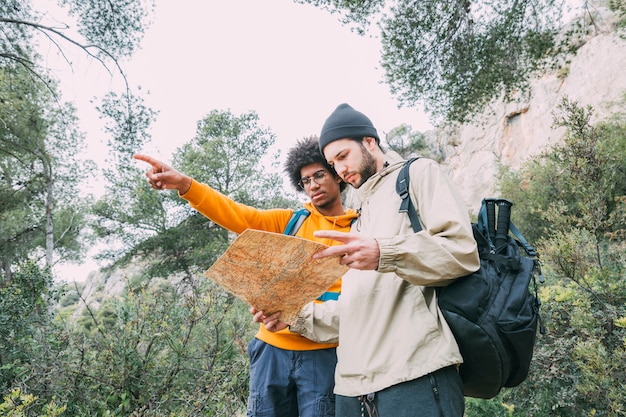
xmin=283 ymin=136 xmax=346 ymax=192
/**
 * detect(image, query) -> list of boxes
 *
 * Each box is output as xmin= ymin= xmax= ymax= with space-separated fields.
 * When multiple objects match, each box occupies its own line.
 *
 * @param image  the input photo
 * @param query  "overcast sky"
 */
xmin=43 ymin=0 xmax=433 ymax=280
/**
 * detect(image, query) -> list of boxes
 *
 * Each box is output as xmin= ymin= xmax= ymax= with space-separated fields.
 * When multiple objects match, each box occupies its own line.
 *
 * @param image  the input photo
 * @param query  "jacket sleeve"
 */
xmin=180 ymin=179 xmax=292 ymax=234
xmin=291 ymin=300 xmax=340 ymax=344
xmin=376 ymin=159 xmax=480 ymax=286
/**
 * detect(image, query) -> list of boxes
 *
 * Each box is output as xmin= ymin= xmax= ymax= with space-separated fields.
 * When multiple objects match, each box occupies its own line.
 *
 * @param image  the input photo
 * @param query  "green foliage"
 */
xmin=0 ymin=263 xmax=53 ymax=384
xmin=614 ymin=4 xmax=626 ymax=31
xmin=384 ymin=123 xmax=436 ymax=160
xmin=1 ymin=0 xmax=158 ymax=278
xmin=496 ymin=98 xmax=626 ymax=416
xmin=110 ymin=108 xmax=297 ymax=281
xmin=0 ymin=66 xmax=49 ymax=274
xmin=294 ymin=0 xmax=384 ymax=33
xmin=174 ymin=109 xmax=287 ymax=207
xmin=1 ymin=0 xmax=156 ymax=272
xmin=0 ymin=63 xmax=94 ymax=276
xmin=0 ymin=0 xmax=153 ymax=79
xmin=465 ymin=397 xmax=509 ymax=417
xmin=499 ymin=97 xmax=626 ymax=244
xmin=1 ymin=4 xmax=320 ymax=416
xmin=1 ymin=260 xmax=254 ymax=415
xmin=58 ymin=274 xmax=253 ymax=416
xmin=6 ymin=107 xmax=296 ymax=415
xmin=0 ymin=2 xmax=36 ymax=73
xmin=382 ymin=0 xmax=560 ymax=123
xmin=59 ymin=0 xmax=155 ymax=59
xmin=126 ymin=212 xmax=230 ymax=279
xmin=58 ymin=288 xmax=80 ymax=307
xmin=0 ymin=388 xmax=66 ymax=417
xmin=295 ymin=0 xmax=573 ymax=124
xmin=0 ymin=261 xmax=65 ymax=410
xmin=1 ymin=101 xmax=289 ymax=415
xmin=92 ymin=90 xmax=161 ymax=259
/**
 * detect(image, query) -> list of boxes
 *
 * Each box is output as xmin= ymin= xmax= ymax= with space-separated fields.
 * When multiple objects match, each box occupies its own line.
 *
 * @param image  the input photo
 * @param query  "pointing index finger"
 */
xmin=312 ymin=230 xmax=355 ymax=260
xmin=133 ymin=154 xmax=160 ymax=168
xmin=313 ymin=230 xmax=353 ymax=243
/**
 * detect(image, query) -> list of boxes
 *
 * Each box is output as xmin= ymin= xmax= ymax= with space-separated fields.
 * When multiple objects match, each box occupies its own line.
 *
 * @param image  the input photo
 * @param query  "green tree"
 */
xmin=0 ymin=65 xmax=93 ymax=279
xmin=385 ymin=123 xmax=434 ymax=159
xmin=0 ymin=262 xmax=62 ymax=398
xmin=42 ymin=101 xmax=96 ymax=268
xmin=295 ymin=0 xmax=626 ymax=123
xmin=499 ymin=96 xmax=626 ymax=244
xmin=174 ymin=109 xmax=289 ymax=207
xmin=0 ymin=65 xmax=48 ymax=278
xmin=1 ymin=0 xmax=156 ymax=280
xmin=91 ymin=90 xmax=160 ymax=261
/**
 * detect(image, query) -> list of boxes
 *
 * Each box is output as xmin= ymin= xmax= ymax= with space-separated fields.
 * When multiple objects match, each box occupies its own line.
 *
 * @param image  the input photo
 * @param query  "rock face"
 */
xmin=70 ymin=264 xmax=144 ymax=319
xmin=432 ymin=8 xmax=626 ymax=211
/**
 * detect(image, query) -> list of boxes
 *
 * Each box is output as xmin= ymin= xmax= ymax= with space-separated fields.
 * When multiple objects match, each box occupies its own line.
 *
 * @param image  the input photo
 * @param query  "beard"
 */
xmin=350 ymin=145 xmax=377 ymax=189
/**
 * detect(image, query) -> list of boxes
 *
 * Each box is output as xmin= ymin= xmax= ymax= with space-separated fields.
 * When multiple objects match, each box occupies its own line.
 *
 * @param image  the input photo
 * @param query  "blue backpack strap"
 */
xmin=284 ymin=208 xmax=310 ymax=236
xmin=316 ymin=292 xmax=340 ymax=301
xmin=509 ymin=222 xmax=537 ymax=257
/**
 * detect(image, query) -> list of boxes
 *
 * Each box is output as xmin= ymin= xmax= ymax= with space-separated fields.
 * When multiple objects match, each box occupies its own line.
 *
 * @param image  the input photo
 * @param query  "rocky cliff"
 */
xmin=432 ymin=5 xmax=626 ymax=211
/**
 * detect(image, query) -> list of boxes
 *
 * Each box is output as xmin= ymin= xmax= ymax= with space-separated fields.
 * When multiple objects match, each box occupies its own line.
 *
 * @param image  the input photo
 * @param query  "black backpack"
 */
xmin=396 ymin=157 xmax=545 ymax=399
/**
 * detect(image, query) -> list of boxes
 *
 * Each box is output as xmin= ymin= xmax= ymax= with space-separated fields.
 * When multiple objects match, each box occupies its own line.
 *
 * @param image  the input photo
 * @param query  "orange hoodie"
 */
xmin=181 ymin=179 xmax=358 ymax=350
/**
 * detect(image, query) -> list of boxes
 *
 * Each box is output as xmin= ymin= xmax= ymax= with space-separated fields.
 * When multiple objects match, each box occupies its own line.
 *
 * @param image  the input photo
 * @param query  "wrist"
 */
xmin=180 ymin=177 xmax=192 ymax=195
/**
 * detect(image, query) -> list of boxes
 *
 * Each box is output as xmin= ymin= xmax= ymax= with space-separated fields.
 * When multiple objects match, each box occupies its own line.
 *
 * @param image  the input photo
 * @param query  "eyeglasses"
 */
xmin=298 ymin=170 xmax=328 ymax=189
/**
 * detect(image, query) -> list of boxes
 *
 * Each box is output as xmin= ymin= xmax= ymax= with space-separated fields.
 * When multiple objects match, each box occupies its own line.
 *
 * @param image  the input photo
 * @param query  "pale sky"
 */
xmin=43 ymin=0 xmax=433 ymax=280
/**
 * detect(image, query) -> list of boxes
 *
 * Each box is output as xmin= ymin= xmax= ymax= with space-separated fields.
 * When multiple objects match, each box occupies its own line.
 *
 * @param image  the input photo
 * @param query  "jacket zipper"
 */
xmin=429 ymin=374 xmax=445 ymax=417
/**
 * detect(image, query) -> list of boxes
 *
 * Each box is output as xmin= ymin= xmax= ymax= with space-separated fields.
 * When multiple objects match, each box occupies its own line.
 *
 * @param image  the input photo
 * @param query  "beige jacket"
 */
xmin=292 ymin=153 xmax=480 ymax=397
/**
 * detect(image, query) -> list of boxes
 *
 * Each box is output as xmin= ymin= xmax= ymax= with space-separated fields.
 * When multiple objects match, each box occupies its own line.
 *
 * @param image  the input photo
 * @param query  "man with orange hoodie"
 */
xmin=134 ymin=136 xmax=357 ymax=417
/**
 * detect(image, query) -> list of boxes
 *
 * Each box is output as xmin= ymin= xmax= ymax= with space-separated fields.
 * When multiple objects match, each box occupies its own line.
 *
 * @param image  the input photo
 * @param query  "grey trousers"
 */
xmin=335 ymin=365 xmax=464 ymax=417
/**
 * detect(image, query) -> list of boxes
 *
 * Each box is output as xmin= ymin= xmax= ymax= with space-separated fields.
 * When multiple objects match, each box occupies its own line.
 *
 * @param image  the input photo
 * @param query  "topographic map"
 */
xmin=204 ymin=229 xmax=348 ymax=325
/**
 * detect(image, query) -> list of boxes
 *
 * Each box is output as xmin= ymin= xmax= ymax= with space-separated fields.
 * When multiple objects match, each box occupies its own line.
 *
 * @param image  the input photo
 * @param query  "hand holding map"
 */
xmin=204 ymin=229 xmax=347 ymax=325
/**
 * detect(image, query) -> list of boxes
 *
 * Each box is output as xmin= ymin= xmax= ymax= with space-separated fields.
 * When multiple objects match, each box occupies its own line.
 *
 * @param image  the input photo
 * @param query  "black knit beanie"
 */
xmin=319 ymin=103 xmax=379 ymax=153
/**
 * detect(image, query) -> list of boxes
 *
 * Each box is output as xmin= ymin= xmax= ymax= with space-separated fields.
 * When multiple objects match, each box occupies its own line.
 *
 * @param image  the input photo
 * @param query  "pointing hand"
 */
xmin=312 ymin=230 xmax=381 ymax=270
xmin=133 ymin=154 xmax=192 ymax=194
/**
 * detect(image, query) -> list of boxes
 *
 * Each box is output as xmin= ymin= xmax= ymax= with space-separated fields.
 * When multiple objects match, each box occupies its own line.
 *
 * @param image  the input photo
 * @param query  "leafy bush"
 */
xmin=496 ymin=97 xmax=626 ymax=416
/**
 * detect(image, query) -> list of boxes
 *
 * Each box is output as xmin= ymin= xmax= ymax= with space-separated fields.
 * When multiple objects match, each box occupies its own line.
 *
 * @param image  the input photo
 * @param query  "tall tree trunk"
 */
xmin=44 ymin=158 xmax=54 ymax=268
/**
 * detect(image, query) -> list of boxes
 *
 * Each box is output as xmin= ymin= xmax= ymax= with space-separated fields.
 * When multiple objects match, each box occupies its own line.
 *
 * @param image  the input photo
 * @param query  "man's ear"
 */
xmin=363 ymin=136 xmax=377 ymax=150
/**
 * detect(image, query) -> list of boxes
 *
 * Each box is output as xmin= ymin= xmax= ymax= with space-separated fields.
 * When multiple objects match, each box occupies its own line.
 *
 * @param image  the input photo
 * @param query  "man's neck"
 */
xmin=373 ymin=148 xmax=388 ymax=173
xmin=316 ymin=200 xmax=345 ymax=217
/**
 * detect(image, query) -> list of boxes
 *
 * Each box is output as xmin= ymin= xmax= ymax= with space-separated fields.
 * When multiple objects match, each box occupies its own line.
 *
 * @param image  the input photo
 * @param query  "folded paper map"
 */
xmin=204 ymin=229 xmax=348 ymax=325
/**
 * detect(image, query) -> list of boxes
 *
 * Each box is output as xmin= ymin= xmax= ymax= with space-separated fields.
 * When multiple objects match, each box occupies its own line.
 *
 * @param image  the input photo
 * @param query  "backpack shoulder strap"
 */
xmin=509 ymin=222 xmax=537 ymax=257
xmin=284 ymin=208 xmax=311 ymax=236
xmin=396 ymin=157 xmax=422 ymax=232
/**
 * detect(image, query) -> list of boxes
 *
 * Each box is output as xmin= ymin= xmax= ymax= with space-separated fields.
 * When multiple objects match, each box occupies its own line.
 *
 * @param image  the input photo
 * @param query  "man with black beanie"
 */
xmin=259 ymin=104 xmax=480 ymax=417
